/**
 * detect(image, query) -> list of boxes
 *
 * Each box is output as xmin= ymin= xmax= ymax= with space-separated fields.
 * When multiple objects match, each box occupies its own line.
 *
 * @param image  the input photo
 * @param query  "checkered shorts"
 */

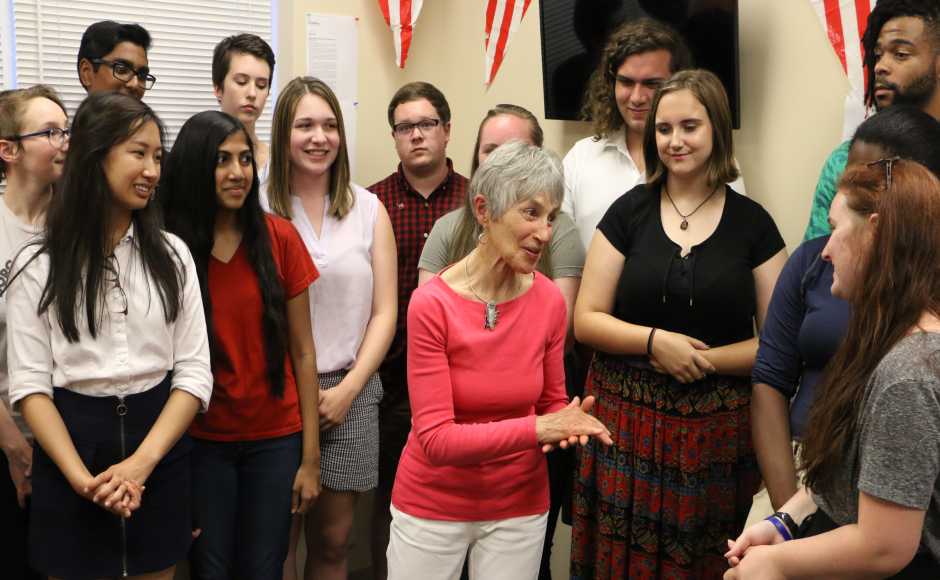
xmin=319 ymin=369 xmax=383 ymax=491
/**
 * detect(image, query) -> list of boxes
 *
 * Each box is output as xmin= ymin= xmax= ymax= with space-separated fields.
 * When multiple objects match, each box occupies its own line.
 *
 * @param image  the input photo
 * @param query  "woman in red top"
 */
xmin=388 ymin=141 xmax=612 ymax=580
xmin=159 ymin=111 xmax=321 ymax=580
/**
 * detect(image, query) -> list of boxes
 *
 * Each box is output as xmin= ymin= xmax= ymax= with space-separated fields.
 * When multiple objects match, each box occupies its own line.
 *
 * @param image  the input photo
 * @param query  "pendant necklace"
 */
xmin=663 ymin=185 xmax=720 ymax=230
xmin=465 ymin=255 xmax=499 ymax=330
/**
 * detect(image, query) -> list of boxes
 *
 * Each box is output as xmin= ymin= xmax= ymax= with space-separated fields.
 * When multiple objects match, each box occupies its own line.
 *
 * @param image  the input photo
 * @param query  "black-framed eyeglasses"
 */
xmin=5 ymin=127 xmax=70 ymax=148
xmin=104 ymin=254 xmax=128 ymax=316
xmin=92 ymin=58 xmax=157 ymax=90
xmin=867 ymin=156 xmax=900 ymax=190
xmin=393 ymin=118 xmax=441 ymax=137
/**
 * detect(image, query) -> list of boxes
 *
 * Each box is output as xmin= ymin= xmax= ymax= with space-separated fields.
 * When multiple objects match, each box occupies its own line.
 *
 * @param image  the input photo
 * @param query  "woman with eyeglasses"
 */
xmin=265 ymin=77 xmax=397 ymax=580
xmin=0 ymin=84 xmax=68 ymax=580
xmin=5 ymin=92 xmax=212 ymax=580
xmin=160 ymin=110 xmax=321 ymax=580
xmin=725 ymin=159 xmax=940 ymax=579
xmin=751 ymin=107 xmax=940 ymax=516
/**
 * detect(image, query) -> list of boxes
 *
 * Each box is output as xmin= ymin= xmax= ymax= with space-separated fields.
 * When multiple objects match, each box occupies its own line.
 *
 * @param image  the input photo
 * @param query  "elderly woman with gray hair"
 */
xmin=386 ymin=141 xmax=612 ymax=580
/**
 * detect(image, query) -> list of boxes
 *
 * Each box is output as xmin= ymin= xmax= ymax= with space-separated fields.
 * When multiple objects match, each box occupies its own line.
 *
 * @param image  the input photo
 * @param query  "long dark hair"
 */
xmin=36 ymin=92 xmax=181 ymax=342
xmin=801 ymin=160 xmax=940 ymax=494
xmin=160 ymin=111 xmax=289 ymax=397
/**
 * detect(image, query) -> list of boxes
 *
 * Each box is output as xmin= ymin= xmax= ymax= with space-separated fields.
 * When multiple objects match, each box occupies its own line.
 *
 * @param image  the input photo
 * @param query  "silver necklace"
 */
xmin=663 ymin=185 xmax=719 ymax=230
xmin=465 ymin=255 xmax=499 ymax=330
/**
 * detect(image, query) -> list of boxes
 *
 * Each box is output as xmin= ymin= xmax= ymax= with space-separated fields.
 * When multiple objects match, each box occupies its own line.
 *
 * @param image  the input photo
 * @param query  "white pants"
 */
xmin=387 ymin=505 xmax=548 ymax=580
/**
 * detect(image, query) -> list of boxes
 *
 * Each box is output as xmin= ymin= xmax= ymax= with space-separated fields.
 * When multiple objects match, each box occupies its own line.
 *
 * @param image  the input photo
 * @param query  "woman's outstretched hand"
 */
xmin=536 ymin=396 xmax=613 ymax=452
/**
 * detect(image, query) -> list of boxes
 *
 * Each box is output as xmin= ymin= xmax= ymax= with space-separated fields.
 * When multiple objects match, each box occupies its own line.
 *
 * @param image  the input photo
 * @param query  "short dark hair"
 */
xmin=212 ymin=34 xmax=275 ymax=88
xmin=76 ymin=21 xmax=152 ymax=84
xmin=862 ymin=0 xmax=940 ymax=106
xmin=386 ymin=82 xmax=451 ymax=128
xmin=583 ymin=18 xmax=692 ymax=137
xmin=851 ymin=105 xmax=940 ymax=175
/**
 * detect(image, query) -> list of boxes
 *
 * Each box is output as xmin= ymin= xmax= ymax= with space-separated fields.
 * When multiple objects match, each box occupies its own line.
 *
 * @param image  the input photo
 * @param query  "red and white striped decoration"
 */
xmin=810 ymin=0 xmax=877 ymax=138
xmin=377 ymin=0 xmax=424 ymax=68
xmin=484 ymin=0 xmax=532 ymax=86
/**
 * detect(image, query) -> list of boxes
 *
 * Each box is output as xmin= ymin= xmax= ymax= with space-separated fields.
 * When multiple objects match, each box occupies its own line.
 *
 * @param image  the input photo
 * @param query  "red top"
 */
xmin=367 ymin=160 xmax=467 ymax=365
xmin=190 ymin=215 xmax=318 ymax=441
xmin=392 ymin=272 xmax=568 ymax=521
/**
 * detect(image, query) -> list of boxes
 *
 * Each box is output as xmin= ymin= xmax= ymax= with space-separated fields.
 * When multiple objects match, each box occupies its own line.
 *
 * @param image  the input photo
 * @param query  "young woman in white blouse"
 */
xmin=266 ymin=77 xmax=397 ymax=580
xmin=6 ymin=92 xmax=212 ymax=579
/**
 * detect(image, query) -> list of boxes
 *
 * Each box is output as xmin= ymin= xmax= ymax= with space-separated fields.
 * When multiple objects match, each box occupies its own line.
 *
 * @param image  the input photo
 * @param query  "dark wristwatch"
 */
xmin=773 ymin=511 xmax=799 ymax=539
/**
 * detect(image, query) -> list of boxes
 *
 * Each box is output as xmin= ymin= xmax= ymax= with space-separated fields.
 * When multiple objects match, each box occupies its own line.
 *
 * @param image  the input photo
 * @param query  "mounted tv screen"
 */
xmin=540 ymin=0 xmax=740 ymax=129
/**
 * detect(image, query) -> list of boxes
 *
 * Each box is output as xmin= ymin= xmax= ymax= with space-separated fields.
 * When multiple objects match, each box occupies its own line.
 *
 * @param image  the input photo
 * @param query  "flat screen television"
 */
xmin=540 ymin=0 xmax=740 ymax=128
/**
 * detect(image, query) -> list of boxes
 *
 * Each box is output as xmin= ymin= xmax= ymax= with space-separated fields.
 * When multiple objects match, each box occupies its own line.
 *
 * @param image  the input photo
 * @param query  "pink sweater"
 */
xmin=392 ymin=272 xmax=568 ymax=521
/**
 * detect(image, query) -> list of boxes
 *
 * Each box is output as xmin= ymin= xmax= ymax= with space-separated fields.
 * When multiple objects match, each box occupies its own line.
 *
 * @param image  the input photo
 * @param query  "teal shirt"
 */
xmin=804 ymin=140 xmax=850 ymax=241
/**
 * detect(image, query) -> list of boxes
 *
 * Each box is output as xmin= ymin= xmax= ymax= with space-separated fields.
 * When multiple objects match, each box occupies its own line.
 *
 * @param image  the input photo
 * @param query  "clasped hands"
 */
xmin=536 ymin=396 xmax=614 ymax=453
xmin=72 ymin=454 xmax=153 ymax=519
xmin=648 ymin=329 xmax=716 ymax=383
xmin=721 ymin=519 xmax=788 ymax=579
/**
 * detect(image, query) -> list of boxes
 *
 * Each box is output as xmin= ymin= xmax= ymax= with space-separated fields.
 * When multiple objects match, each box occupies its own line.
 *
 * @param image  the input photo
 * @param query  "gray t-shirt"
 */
xmin=418 ymin=208 xmax=585 ymax=278
xmin=814 ymin=332 xmax=940 ymax=559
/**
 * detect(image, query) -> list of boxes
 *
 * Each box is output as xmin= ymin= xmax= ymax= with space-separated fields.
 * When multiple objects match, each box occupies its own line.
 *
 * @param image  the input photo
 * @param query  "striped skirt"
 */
xmin=571 ymin=354 xmax=759 ymax=580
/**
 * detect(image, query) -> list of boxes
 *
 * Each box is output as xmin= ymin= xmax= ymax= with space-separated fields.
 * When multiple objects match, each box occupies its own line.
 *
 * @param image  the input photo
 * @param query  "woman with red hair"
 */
xmin=725 ymin=159 xmax=940 ymax=579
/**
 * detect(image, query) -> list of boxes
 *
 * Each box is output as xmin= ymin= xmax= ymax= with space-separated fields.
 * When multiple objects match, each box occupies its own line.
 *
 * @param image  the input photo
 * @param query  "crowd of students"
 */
xmin=0 ymin=1 xmax=938 ymax=579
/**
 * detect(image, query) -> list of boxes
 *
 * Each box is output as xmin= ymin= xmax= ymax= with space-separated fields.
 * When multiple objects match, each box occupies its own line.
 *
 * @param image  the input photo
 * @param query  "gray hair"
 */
xmin=469 ymin=140 xmax=564 ymax=219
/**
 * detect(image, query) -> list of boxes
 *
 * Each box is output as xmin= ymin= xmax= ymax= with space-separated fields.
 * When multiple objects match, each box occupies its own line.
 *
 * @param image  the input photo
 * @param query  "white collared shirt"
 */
xmin=6 ymin=226 xmax=212 ymax=410
xmin=562 ymin=128 xmax=746 ymax=251
xmin=562 ymin=129 xmax=644 ymax=251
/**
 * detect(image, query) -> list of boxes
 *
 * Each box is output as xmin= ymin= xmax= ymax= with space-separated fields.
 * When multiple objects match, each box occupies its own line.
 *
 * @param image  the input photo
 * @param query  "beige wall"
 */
xmin=278 ymin=0 xmax=849 ymax=250
xmin=274 ymin=3 xmax=849 ymax=576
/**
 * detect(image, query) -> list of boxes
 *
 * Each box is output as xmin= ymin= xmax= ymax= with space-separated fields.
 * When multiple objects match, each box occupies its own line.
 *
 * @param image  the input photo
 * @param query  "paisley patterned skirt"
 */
xmin=570 ymin=354 xmax=759 ymax=580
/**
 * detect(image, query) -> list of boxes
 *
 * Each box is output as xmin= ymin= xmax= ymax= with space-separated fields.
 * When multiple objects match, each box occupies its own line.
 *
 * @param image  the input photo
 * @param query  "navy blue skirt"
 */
xmin=29 ymin=375 xmax=193 ymax=579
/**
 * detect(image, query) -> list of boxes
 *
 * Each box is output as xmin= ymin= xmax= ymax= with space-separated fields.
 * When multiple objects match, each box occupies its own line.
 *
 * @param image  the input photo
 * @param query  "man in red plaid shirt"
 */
xmin=368 ymin=81 xmax=468 ymax=580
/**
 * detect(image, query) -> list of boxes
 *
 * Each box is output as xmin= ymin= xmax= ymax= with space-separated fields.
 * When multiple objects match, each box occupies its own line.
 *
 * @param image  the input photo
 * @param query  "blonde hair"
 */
xmin=0 ymin=85 xmax=67 ymax=181
xmin=267 ymin=77 xmax=353 ymax=219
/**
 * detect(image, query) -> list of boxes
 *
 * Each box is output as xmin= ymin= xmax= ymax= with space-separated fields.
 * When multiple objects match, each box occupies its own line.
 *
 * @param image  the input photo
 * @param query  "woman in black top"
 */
xmin=571 ymin=69 xmax=787 ymax=579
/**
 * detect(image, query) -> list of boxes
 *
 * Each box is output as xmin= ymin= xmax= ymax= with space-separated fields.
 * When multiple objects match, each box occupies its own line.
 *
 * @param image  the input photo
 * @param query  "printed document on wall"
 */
xmin=306 ymin=13 xmax=358 ymax=174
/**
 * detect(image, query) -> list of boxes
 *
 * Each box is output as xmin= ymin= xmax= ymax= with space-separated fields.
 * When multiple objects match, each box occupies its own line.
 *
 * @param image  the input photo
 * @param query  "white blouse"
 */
xmin=6 ymin=225 xmax=213 ymax=410
xmin=281 ymin=185 xmax=378 ymax=374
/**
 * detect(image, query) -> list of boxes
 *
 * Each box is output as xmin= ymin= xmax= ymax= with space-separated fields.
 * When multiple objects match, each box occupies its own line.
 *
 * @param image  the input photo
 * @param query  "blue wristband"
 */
xmin=764 ymin=514 xmax=793 ymax=541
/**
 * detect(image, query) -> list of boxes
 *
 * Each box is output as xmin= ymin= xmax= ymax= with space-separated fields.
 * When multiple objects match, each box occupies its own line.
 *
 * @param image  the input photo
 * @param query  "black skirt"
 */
xmin=29 ymin=375 xmax=193 ymax=579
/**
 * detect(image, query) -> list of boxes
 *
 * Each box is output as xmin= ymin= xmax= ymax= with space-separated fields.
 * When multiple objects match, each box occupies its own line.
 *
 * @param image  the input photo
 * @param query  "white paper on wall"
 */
xmin=306 ymin=13 xmax=359 ymax=175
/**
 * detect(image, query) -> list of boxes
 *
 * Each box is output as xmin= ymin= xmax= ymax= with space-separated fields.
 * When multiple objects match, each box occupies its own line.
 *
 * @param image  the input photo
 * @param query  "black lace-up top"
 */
xmin=597 ymin=184 xmax=784 ymax=348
